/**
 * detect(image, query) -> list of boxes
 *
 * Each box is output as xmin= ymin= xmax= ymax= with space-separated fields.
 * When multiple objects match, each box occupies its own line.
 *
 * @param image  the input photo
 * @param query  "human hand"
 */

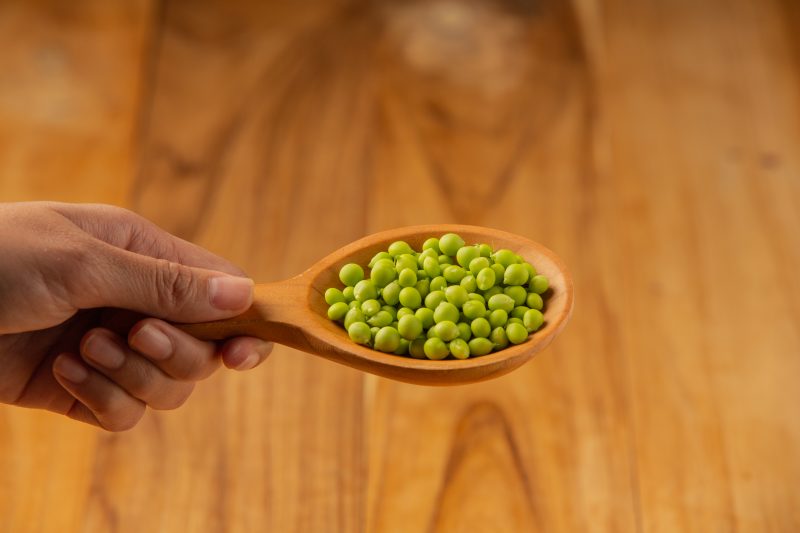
xmin=0 ymin=202 xmax=272 ymax=430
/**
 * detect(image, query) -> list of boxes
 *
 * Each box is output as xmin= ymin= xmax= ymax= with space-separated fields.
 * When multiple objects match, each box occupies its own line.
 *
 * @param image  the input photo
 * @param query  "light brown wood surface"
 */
xmin=1 ymin=0 xmax=799 ymax=532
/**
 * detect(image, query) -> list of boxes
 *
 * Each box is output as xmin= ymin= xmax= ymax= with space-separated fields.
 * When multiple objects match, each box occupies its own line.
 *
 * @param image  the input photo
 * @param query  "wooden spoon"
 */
xmin=177 ymin=225 xmax=573 ymax=385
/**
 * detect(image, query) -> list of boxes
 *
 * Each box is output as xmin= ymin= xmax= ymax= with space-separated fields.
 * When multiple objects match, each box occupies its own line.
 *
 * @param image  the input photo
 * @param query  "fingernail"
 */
xmin=130 ymin=324 xmax=172 ymax=360
xmin=236 ymin=353 xmax=259 ymax=371
xmin=209 ymin=276 xmax=254 ymax=311
xmin=83 ymin=334 xmax=125 ymax=369
xmin=54 ymin=356 xmax=89 ymax=383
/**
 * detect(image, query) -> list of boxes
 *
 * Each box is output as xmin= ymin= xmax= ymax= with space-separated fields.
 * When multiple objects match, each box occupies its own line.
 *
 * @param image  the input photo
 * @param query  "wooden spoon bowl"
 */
xmin=178 ymin=225 xmax=573 ymax=385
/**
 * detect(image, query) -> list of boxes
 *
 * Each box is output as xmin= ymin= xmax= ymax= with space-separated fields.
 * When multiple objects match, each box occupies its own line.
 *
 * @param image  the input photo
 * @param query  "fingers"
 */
xmin=52 ymin=354 xmax=146 ymax=432
xmin=220 ymin=336 xmax=274 ymax=371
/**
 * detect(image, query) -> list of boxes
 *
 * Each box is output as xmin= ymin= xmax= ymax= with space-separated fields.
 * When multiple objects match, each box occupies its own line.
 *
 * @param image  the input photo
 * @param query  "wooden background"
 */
xmin=1 ymin=0 xmax=799 ymax=531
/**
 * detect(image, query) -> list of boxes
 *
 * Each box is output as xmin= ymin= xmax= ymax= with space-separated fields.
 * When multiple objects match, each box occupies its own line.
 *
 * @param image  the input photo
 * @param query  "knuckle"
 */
xmin=155 ymin=260 xmax=197 ymax=311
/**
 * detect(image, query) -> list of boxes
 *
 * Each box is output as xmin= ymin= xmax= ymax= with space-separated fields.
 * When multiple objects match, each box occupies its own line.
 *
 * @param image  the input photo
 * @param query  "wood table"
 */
xmin=1 ymin=0 xmax=799 ymax=531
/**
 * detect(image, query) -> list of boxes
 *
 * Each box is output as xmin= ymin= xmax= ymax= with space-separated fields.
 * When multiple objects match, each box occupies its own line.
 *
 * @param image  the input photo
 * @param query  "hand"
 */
xmin=0 ymin=202 xmax=272 ymax=431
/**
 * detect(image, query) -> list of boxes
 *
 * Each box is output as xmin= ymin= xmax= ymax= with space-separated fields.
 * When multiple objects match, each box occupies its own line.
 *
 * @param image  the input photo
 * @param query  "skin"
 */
xmin=0 ymin=202 xmax=272 ymax=431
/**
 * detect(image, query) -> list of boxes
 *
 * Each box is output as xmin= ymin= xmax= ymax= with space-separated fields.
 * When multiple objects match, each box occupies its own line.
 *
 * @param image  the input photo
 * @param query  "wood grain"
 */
xmin=2 ymin=0 xmax=800 ymax=531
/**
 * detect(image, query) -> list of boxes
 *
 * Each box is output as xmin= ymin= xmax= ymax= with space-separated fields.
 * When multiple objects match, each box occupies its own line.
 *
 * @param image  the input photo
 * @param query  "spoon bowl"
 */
xmin=178 ymin=225 xmax=573 ymax=385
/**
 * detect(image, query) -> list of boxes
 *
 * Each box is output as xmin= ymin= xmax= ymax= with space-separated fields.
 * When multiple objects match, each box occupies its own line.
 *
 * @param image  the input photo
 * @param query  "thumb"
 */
xmin=74 ymin=244 xmax=254 ymax=322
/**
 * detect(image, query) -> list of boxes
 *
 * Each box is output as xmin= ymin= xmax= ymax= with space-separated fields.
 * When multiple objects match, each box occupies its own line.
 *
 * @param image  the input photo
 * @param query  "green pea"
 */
xmin=488 ymin=309 xmax=508 ymax=328
xmin=398 ymin=315 xmax=423 ymax=340
xmin=434 ymin=320 xmax=459 ymax=341
xmin=470 ymin=317 xmax=491 ymax=338
xmin=325 ymin=288 xmax=346 ymax=305
xmin=504 ymin=286 xmax=528 ymax=306
xmin=523 ymin=261 xmax=537 ymax=278
xmin=491 ymin=263 xmax=505 ymax=279
xmin=444 ymin=285 xmax=469 ymax=308
xmin=468 ymin=257 xmax=491 ymax=276
xmin=369 ymin=251 xmax=392 ymax=268
xmin=443 ymin=265 xmax=467 ymax=284
xmin=370 ymin=326 xmax=380 ymax=339
xmin=374 ymin=326 xmax=401 ymax=352
xmin=415 ymin=307 xmax=435 ymax=329
xmin=423 ymin=256 xmax=441 ymax=278
xmin=370 ymin=262 xmax=396 ymax=287
xmin=395 ymin=254 xmax=418 ymax=272
xmin=415 ymin=279 xmax=430 ymax=299
xmin=439 ymin=233 xmax=465 ymax=256
xmin=506 ymin=322 xmax=528 ymax=344
xmin=398 ymin=287 xmax=422 ymax=309
xmin=457 ymin=322 xmax=472 ymax=341
xmin=490 ymin=327 xmax=509 ymax=349
xmin=433 ymin=302 xmax=460 ymax=323
xmin=339 ymin=263 xmax=364 ymax=287
xmin=348 ymin=300 xmax=360 ymax=310
xmin=482 ymin=286 xmax=502 ymax=299
xmin=529 ymin=275 xmax=549 ymax=294
xmin=456 ymin=246 xmax=480 ymax=268
xmin=488 ymin=294 xmax=515 ymax=312
xmin=478 ymin=243 xmax=493 ymax=257
xmin=348 ymin=322 xmax=371 ymax=345
xmin=344 ymin=308 xmax=365 ymax=330
xmin=372 ymin=258 xmax=394 ymax=270
xmin=361 ymin=299 xmax=381 ymax=317
xmin=467 ymin=292 xmax=485 ymax=304
xmin=416 ymin=269 xmax=428 ymax=281
xmin=342 ymin=286 xmax=355 ymax=302
xmin=468 ymin=337 xmax=494 ymax=356
xmin=327 ymin=302 xmax=349 ymax=321
xmin=526 ymin=292 xmax=544 ymax=310
xmin=523 ymin=309 xmax=544 ymax=332
xmin=493 ymin=249 xmax=517 ymax=267
xmin=430 ymin=276 xmax=447 ymax=292
xmin=507 ymin=317 xmax=524 ymax=327
xmin=396 ymin=307 xmax=415 ymax=320
xmin=368 ymin=310 xmax=393 ymax=327
xmin=424 ymin=337 xmax=449 ymax=360
xmin=409 ymin=337 xmax=427 ymax=359
xmin=398 ymin=268 xmax=417 ymax=288
xmin=354 ymin=279 xmax=377 ymax=302
xmin=381 ymin=281 xmax=401 ymax=306
xmin=425 ymin=290 xmax=446 ymax=310
xmin=422 ymin=237 xmax=441 ymax=254
xmin=510 ymin=305 xmax=530 ymax=319
xmin=476 ymin=267 xmax=496 ymax=290
xmin=503 ymin=264 xmax=529 ymax=286
xmin=388 ymin=241 xmax=413 ymax=257
xmin=460 ymin=274 xmax=477 ymax=293
xmin=381 ymin=305 xmax=398 ymax=319
xmin=417 ymin=247 xmax=438 ymax=267
xmin=462 ymin=300 xmax=486 ymax=320
xmin=449 ymin=338 xmax=470 ymax=359
xmin=427 ymin=327 xmax=437 ymax=339
xmin=438 ymin=255 xmax=453 ymax=265
xmin=394 ymin=338 xmax=410 ymax=355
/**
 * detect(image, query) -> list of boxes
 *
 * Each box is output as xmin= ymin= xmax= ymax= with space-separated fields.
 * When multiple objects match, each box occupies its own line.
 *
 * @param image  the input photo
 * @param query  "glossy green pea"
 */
xmin=434 ymin=320 xmax=459 ymax=341
xmin=467 ymin=292 xmax=485 ymax=304
xmin=457 ymin=322 xmax=472 ymax=341
xmin=462 ymin=300 xmax=487 ymax=320
xmin=395 ymin=254 xmax=418 ymax=273
xmin=488 ymin=309 xmax=508 ymax=328
xmin=414 ymin=307 xmax=434 ymax=329
xmin=425 ymin=290 xmax=446 ymax=310
xmin=429 ymin=275 xmax=447 ymax=292
xmin=523 ymin=261 xmax=537 ymax=278
xmin=490 ymin=327 xmax=509 ymax=349
xmin=445 ymin=285 xmax=469 ymax=308
xmin=482 ymin=286 xmax=502 ymax=299
xmin=416 ymin=269 xmax=429 ymax=280
xmin=503 ymin=264 xmax=529 ymax=286
xmin=468 ymin=257 xmax=491 ymax=276
xmin=470 ymin=317 xmax=491 ymax=338
xmin=370 ymin=262 xmax=396 ymax=287
xmin=394 ymin=338 xmax=410 ymax=355
xmin=427 ymin=327 xmax=437 ymax=339
xmin=417 ymin=248 xmax=438 ymax=267
xmin=374 ymin=326 xmax=401 ymax=352
xmin=353 ymin=279 xmax=377 ymax=302
xmin=348 ymin=322 xmax=371 ymax=345
xmin=439 ymin=233 xmax=465 ymax=256
xmin=344 ymin=308 xmax=365 ymax=330
xmin=433 ymin=302 xmax=460 ymax=324
xmin=491 ymin=262 xmax=505 ymax=278
xmin=468 ymin=337 xmax=494 ymax=356
xmin=381 ymin=281 xmax=400 ymax=305
xmin=506 ymin=322 xmax=528 ymax=344
xmin=398 ymin=268 xmax=417 ymax=288
xmin=523 ymin=309 xmax=544 ymax=332
xmin=422 ymin=237 xmax=441 ymax=254
xmin=339 ymin=263 xmax=364 ymax=287
xmin=415 ymin=279 xmax=430 ymax=299
xmin=443 ymin=265 xmax=467 ymax=284
xmin=368 ymin=310 xmax=393 ymax=327
xmin=510 ymin=305 xmax=529 ymax=319
xmin=529 ymin=275 xmax=549 ymax=294
xmin=398 ymin=314 xmax=423 ymax=340
xmin=493 ymin=249 xmax=517 ymax=267
xmin=507 ymin=317 xmax=524 ymax=327
xmin=478 ymin=243 xmax=493 ymax=257
xmin=388 ymin=241 xmax=413 ymax=257
xmin=424 ymin=337 xmax=449 ymax=360
xmin=398 ymin=287 xmax=422 ymax=309
xmin=370 ymin=326 xmax=380 ymax=339
xmin=327 ymin=302 xmax=349 ymax=321
xmin=423 ymin=256 xmax=441 ymax=278
xmin=438 ymin=255 xmax=453 ymax=265
xmin=348 ymin=300 xmax=360 ymax=310
xmin=396 ymin=307 xmax=415 ymax=320
xmin=504 ymin=286 xmax=528 ymax=306
xmin=476 ymin=267 xmax=496 ymax=290
xmin=325 ymin=288 xmax=346 ymax=305
xmin=456 ymin=245 xmax=480 ymax=268
xmin=460 ymin=274 xmax=477 ymax=293
xmin=361 ymin=299 xmax=381 ymax=317
xmin=372 ymin=258 xmax=394 ymax=270
xmin=449 ymin=338 xmax=470 ymax=359
xmin=369 ymin=251 xmax=392 ymax=268
xmin=409 ymin=337 xmax=427 ymax=359
xmin=526 ymin=292 xmax=544 ymax=310
xmin=488 ymin=293 xmax=515 ymax=312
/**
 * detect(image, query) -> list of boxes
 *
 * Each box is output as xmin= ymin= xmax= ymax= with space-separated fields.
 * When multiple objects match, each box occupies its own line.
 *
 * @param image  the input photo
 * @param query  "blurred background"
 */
xmin=1 ymin=0 xmax=799 ymax=531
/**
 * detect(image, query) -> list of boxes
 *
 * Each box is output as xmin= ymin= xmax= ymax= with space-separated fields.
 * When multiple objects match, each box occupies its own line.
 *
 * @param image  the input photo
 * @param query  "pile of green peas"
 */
xmin=324 ymin=233 xmax=549 ymax=360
